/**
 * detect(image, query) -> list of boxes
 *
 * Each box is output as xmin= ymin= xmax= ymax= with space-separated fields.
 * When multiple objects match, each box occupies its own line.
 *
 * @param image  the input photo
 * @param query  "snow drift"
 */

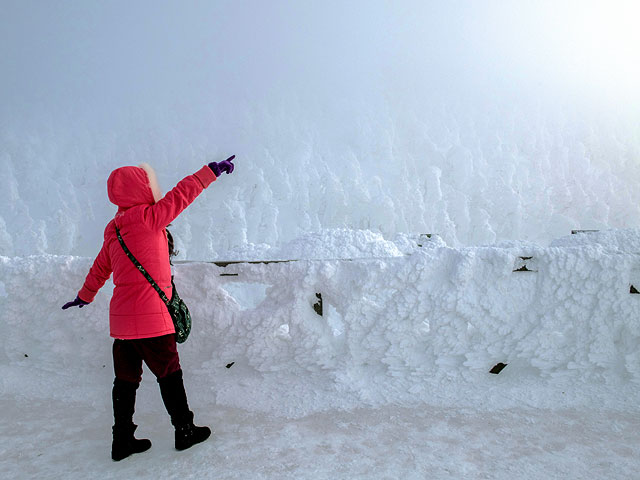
xmin=3 ymin=229 xmax=640 ymax=417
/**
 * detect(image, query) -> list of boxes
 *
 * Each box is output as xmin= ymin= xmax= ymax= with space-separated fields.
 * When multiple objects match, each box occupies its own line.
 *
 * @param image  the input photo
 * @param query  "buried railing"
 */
xmin=179 ymin=229 xmax=640 ymax=376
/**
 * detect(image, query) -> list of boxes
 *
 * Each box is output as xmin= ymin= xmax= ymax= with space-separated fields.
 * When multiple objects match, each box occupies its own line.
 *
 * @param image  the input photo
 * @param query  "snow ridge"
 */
xmin=3 ymin=230 xmax=640 ymax=416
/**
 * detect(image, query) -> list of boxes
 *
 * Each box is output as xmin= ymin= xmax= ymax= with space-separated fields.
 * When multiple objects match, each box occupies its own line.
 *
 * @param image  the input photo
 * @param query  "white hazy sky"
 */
xmin=2 ymin=0 xmax=639 ymax=128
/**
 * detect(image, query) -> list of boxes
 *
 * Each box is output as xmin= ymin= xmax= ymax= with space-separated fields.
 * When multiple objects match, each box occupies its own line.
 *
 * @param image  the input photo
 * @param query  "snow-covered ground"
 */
xmin=2 ymin=229 xmax=640 ymax=478
xmin=3 ymin=391 xmax=639 ymax=479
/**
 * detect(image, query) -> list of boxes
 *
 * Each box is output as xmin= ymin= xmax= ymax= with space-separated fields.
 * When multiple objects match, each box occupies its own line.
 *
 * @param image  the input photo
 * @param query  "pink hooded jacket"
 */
xmin=78 ymin=164 xmax=216 ymax=339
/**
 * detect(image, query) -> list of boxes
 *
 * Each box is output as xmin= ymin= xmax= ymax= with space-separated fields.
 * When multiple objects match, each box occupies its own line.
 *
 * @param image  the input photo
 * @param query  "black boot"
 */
xmin=111 ymin=378 xmax=152 ymax=461
xmin=174 ymin=420 xmax=212 ymax=451
xmin=158 ymin=369 xmax=211 ymax=451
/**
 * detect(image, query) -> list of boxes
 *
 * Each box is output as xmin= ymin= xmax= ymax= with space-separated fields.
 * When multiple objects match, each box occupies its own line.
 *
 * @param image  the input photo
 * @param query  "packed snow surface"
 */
xmin=2 ymin=230 xmax=640 ymax=478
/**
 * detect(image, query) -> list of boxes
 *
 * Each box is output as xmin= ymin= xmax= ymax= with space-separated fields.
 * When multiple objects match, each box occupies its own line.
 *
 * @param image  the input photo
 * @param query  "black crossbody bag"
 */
xmin=115 ymin=226 xmax=191 ymax=344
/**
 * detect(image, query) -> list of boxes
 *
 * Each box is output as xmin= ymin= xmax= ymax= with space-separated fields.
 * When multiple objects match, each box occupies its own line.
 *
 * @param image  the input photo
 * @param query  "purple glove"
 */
xmin=208 ymin=155 xmax=235 ymax=177
xmin=61 ymin=296 xmax=89 ymax=310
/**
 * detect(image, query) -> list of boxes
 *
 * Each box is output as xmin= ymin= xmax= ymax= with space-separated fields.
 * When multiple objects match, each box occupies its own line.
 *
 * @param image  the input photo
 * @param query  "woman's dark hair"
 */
xmin=166 ymin=225 xmax=179 ymax=264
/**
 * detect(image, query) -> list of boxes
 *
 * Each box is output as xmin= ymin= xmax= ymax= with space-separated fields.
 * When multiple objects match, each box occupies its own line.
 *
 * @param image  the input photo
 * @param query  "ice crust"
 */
xmin=3 ymin=229 xmax=640 ymax=417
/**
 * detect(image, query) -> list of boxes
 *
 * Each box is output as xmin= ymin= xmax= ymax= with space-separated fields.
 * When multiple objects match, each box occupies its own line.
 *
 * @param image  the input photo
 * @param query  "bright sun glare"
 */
xmin=562 ymin=1 xmax=640 ymax=96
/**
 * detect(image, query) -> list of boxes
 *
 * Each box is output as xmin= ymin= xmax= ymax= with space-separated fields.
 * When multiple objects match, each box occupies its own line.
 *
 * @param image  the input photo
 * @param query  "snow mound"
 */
xmin=4 ymin=231 xmax=640 ymax=417
xmin=550 ymin=228 xmax=640 ymax=253
xmin=273 ymin=228 xmax=404 ymax=260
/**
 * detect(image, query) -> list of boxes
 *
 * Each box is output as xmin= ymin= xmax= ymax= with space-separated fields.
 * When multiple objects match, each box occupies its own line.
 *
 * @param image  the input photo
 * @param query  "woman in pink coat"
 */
xmin=62 ymin=157 xmax=235 ymax=461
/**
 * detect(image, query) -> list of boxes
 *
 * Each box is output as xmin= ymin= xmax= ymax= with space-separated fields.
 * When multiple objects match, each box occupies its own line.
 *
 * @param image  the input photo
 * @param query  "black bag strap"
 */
xmin=115 ymin=226 xmax=170 ymax=305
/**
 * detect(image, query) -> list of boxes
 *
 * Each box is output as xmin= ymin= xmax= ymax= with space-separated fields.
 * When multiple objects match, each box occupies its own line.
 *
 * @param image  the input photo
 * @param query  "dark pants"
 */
xmin=113 ymin=334 xmax=181 ymax=383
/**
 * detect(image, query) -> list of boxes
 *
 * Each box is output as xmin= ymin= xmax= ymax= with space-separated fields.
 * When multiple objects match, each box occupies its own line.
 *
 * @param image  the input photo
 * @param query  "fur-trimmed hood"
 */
xmin=107 ymin=163 xmax=163 ymax=209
